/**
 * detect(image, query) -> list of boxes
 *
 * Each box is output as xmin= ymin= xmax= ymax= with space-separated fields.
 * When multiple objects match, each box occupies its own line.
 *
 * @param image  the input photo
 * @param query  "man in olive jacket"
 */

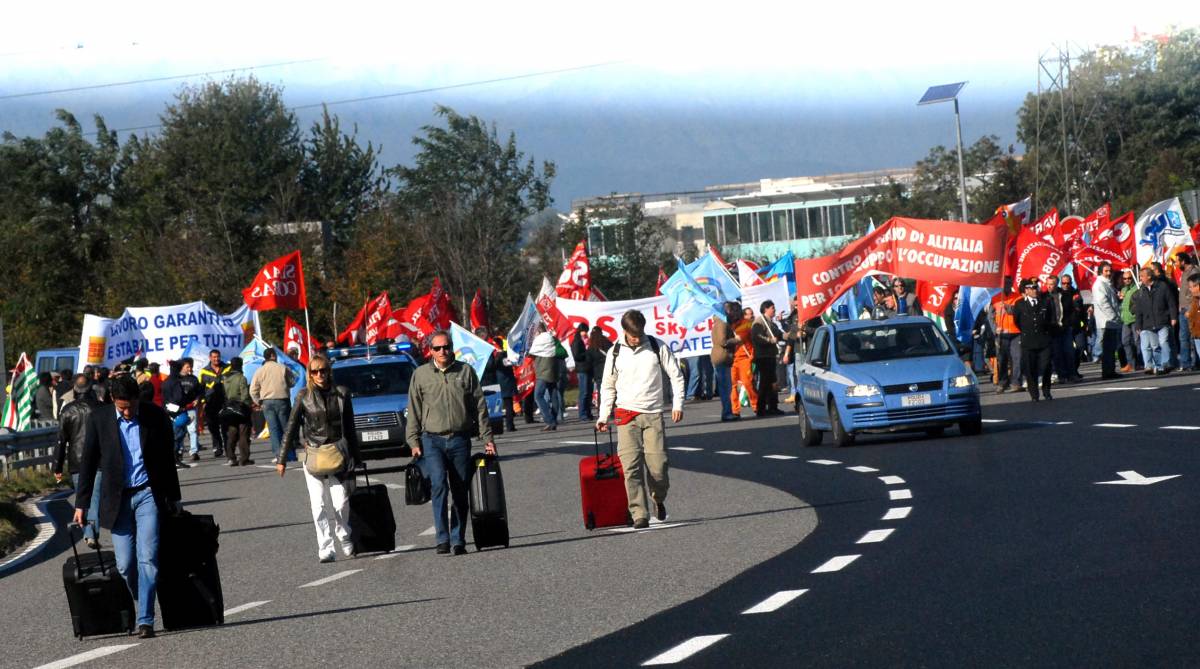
xmin=710 ymin=301 xmax=743 ymax=422
xmin=406 ymin=330 xmax=497 ymax=555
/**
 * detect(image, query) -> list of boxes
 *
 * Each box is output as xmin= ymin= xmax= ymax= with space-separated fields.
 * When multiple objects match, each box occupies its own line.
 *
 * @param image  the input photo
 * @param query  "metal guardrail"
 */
xmin=0 ymin=424 xmax=58 ymax=478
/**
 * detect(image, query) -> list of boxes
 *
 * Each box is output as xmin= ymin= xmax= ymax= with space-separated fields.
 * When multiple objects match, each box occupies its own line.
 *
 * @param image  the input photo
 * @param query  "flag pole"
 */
xmin=304 ymin=308 xmax=314 ymax=360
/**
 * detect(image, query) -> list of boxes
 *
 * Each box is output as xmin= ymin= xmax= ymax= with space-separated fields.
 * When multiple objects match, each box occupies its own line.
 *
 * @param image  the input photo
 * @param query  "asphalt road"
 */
xmin=5 ymin=363 xmax=1200 ymax=668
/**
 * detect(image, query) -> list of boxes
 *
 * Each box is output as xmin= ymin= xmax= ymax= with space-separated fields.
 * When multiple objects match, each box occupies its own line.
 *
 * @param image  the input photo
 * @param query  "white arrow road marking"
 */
xmin=298 ymin=569 xmax=362 ymax=588
xmin=669 ymin=447 xmax=703 ymax=452
xmin=882 ymin=507 xmax=912 ymax=520
xmin=846 ymin=465 xmax=879 ymax=473
xmin=642 ymin=635 xmax=730 ymax=665
xmin=375 ymin=545 xmax=418 ymax=559
xmin=742 ymin=589 xmax=809 ymax=614
xmin=1161 ymin=425 xmax=1200 ymax=430
xmin=807 ymin=459 xmax=841 ymax=465
xmin=1095 ymin=471 xmax=1181 ymax=486
xmin=763 ymin=454 xmax=798 ymax=460
xmin=889 ymin=489 xmax=913 ymax=500
xmin=856 ymin=529 xmax=895 ymax=544
xmin=877 ymin=475 xmax=905 ymax=485
xmin=224 ymin=600 xmax=271 ymax=616
xmin=1094 ymin=423 xmax=1135 ymax=428
xmin=715 ymin=450 xmax=750 ymax=455
xmin=33 ymin=645 xmax=140 ymax=669
xmin=419 ymin=526 xmax=437 ymax=536
xmin=812 ymin=554 xmax=861 ymax=573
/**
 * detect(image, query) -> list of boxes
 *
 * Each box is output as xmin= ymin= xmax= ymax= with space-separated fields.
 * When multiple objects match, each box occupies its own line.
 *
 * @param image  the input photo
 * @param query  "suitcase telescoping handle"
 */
xmin=68 ymin=522 xmax=111 ymax=578
xmin=592 ymin=427 xmax=617 ymax=460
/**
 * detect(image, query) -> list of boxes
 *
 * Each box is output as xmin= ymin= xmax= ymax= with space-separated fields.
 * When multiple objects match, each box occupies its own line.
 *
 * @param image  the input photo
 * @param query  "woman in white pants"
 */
xmin=277 ymin=353 xmax=360 ymax=562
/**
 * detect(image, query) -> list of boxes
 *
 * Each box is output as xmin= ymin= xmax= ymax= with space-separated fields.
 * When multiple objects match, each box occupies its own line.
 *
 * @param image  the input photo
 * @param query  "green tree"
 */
xmin=590 ymin=204 xmax=674 ymax=300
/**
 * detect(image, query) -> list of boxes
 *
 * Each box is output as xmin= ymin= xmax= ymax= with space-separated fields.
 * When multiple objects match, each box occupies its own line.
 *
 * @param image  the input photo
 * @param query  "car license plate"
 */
xmin=361 ymin=430 xmax=388 ymax=442
xmin=900 ymin=393 xmax=932 ymax=407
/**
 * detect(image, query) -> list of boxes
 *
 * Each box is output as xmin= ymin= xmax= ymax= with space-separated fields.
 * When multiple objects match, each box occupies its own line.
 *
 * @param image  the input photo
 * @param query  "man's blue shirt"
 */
xmin=116 ymin=408 xmax=149 ymax=488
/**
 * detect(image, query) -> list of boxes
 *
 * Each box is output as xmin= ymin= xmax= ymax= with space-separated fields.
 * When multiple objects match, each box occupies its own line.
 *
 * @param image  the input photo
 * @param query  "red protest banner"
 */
xmin=792 ymin=217 xmax=1006 ymax=322
xmin=242 ymin=251 xmax=307 ymax=311
xmin=1013 ymin=225 xmax=1069 ymax=282
xmin=556 ymin=241 xmax=592 ymax=300
xmin=283 ymin=316 xmax=312 ymax=365
xmin=916 ymin=280 xmax=956 ymax=317
xmin=535 ymin=293 xmax=578 ymax=342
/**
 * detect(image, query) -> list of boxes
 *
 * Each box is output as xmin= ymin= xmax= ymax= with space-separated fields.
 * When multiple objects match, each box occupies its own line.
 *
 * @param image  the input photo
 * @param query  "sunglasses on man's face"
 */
xmin=431 ymin=345 xmax=452 ymax=352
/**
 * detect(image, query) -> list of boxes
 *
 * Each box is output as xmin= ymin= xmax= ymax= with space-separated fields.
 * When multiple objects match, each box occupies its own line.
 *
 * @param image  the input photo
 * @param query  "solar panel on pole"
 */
xmin=917 ymin=82 xmax=967 ymax=106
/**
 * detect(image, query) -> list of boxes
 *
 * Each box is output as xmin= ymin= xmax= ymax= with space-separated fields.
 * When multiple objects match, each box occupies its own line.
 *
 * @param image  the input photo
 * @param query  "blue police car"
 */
xmin=795 ymin=316 xmax=982 ymax=447
xmin=330 ymin=343 xmax=420 ymax=460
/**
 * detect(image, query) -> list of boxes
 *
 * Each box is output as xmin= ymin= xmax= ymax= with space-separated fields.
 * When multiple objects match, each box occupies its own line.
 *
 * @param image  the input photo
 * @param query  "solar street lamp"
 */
xmin=918 ymin=81 xmax=970 ymax=222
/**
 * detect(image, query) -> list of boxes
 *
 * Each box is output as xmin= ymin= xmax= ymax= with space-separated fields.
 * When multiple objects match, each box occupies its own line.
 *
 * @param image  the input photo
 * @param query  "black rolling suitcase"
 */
xmin=349 ymin=466 xmax=397 ymax=554
xmin=469 ymin=452 xmax=509 ymax=551
xmin=158 ymin=511 xmax=224 ymax=630
xmin=63 ymin=525 xmax=136 ymax=639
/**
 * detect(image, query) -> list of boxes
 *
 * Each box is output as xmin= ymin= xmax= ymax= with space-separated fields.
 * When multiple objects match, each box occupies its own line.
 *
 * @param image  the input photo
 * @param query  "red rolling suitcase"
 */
xmin=580 ymin=428 xmax=630 ymax=530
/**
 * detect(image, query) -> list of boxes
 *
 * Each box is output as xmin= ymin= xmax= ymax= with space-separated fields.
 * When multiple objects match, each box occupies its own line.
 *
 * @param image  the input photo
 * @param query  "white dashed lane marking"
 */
xmin=1094 ymin=423 xmax=1135 ymax=428
xmin=808 ymin=459 xmax=841 ymax=465
xmin=742 ymin=589 xmax=809 ymax=614
xmin=385 ymin=483 xmax=404 ymax=490
xmin=1161 ymin=425 xmax=1200 ymax=430
xmin=642 ymin=635 xmax=730 ymax=665
xmin=669 ymin=447 xmax=704 ymax=452
xmin=882 ymin=507 xmax=912 ymax=520
xmin=812 ymin=554 xmax=861 ymax=573
xmin=877 ymin=475 xmax=905 ymax=485
xmin=298 ymin=569 xmax=362 ymax=588
xmin=889 ymin=489 xmax=913 ymax=500
xmin=846 ymin=466 xmax=879 ymax=473
xmin=856 ymin=529 xmax=895 ymax=544
xmin=375 ymin=545 xmax=417 ymax=559
xmin=981 ymin=418 xmax=1006 ymax=423
xmin=419 ymin=526 xmax=437 ymax=536
xmin=32 ymin=645 xmax=140 ymax=669
xmin=224 ymin=600 xmax=271 ymax=616
xmin=715 ymin=450 xmax=750 ymax=455
xmin=763 ymin=454 xmax=798 ymax=460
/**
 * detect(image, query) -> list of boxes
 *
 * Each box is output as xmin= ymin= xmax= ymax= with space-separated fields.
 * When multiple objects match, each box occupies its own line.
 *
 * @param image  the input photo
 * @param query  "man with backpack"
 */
xmin=596 ymin=310 xmax=686 ymax=529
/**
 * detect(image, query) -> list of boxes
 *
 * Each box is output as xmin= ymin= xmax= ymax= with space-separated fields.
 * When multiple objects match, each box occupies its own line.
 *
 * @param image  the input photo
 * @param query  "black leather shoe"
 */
xmin=452 ymin=545 xmax=468 ymax=556
xmin=137 ymin=624 xmax=155 ymax=639
xmin=1044 ymin=393 xmax=1054 ymax=400
xmin=655 ymin=501 xmax=667 ymax=522
xmin=436 ymin=542 xmax=451 ymax=555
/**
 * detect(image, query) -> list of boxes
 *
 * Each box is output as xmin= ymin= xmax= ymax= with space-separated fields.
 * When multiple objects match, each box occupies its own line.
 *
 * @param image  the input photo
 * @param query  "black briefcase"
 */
xmin=157 ymin=510 xmax=224 ymax=630
xmin=405 ymin=458 xmax=431 ymax=505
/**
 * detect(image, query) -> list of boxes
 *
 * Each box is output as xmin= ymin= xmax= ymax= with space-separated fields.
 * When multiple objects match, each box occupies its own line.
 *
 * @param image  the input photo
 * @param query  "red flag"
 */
xmin=535 ymin=293 xmax=578 ymax=342
xmin=515 ymin=358 xmax=536 ymax=401
xmin=556 ymin=241 xmax=592 ymax=300
xmin=364 ymin=292 xmax=392 ymax=345
xmin=1029 ymin=208 xmax=1060 ymax=246
xmin=654 ymin=269 xmax=669 ymax=296
xmin=242 ymin=251 xmax=307 ymax=311
xmin=916 ymin=280 xmax=956 ymax=318
xmin=1073 ymin=211 xmax=1136 ymax=288
xmin=469 ymin=290 xmax=490 ymax=331
xmin=283 ymin=316 xmax=312 ymax=366
xmin=1013 ymin=224 xmax=1068 ymax=282
xmin=337 ymin=292 xmax=390 ymax=345
xmin=426 ymin=278 xmax=456 ymax=329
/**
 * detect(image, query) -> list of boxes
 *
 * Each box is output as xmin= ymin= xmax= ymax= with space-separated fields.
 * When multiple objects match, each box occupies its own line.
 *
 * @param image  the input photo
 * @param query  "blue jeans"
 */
xmin=1050 ymin=331 xmax=1074 ymax=379
xmin=418 ymin=434 xmax=471 ymax=547
xmin=685 ymin=357 xmax=700 ymax=399
xmin=1178 ymin=312 xmax=1193 ymax=368
xmin=111 ymin=486 xmax=160 ymax=627
xmin=172 ymin=414 xmax=188 ymax=456
xmin=1140 ymin=326 xmax=1171 ymax=371
xmin=575 ymin=372 xmax=592 ymax=420
xmin=72 ymin=471 xmax=103 ymax=541
xmin=186 ymin=409 xmax=199 ymax=455
xmin=700 ymin=357 xmax=714 ymax=398
xmin=261 ymin=399 xmax=291 ymax=459
xmin=534 ymin=380 xmax=559 ymax=427
xmin=715 ymin=365 xmax=734 ymax=419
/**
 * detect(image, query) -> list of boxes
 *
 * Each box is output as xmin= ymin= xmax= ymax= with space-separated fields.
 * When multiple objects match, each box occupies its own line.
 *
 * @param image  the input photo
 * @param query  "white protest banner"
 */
xmin=76 ymin=301 xmax=256 ymax=372
xmin=555 ymin=281 xmax=789 ymax=358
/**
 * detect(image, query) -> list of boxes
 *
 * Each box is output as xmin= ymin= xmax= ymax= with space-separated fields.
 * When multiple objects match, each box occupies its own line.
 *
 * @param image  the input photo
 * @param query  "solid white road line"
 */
xmin=807 ymin=459 xmax=841 ymax=465
xmin=742 ymin=589 xmax=809 ymax=614
xmin=419 ymin=526 xmax=437 ymax=536
xmin=715 ymin=450 xmax=750 ymax=455
xmin=1161 ymin=425 xmax=1200 ymax=430
xmin=642 ymin=635 xmax=730 ymax=665
xmin=224 ymin=600 xmax=271 ymax=616
xmin=32 ymin=645 xmax=140 ymax=669
xmin=1056 ymin=421 xmax=1074 ymax=425
xmin=812 ymin=554 xmax=861 ymax=573
xmin=763 ymin=454 xmax=799 ymax=460
xmin=847 ymin=466 xmax=879 ymax=473
xmin=1094 ymin=423 xmax=1135 ymax=428
xmin=608 ymin=521 xmax=693 ymax=533
xmin=877 ymin=475 xmax=905 ymax=485
xmin=856 ymin=529 xmax=895 ymax=544
xmin=298 ymin=569 xmax=362 ymax=588
xmin=560 ymin=440 xmax=595 ymax=445
xmin=889 ymin=489 xmax=913 ymax=500
xmin=882 ymin=507 xmax=912 ymax=520
xmin=384 ymin=483 xmax=405 ymax=490
xmin=981 ymin=418 xmax=1006 ymax=423
xmin=669 ymin=447 xmax=704 ymax=452
xmin=375 ymin=545 xmax=417 ymax=559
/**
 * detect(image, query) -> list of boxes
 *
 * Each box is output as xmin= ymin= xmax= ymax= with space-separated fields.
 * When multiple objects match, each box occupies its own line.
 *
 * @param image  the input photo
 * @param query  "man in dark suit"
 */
xmin=1010 ymin=278 xmax=1055 ymax=401
xmin=74 ymin=374 xmax=182 ymax=639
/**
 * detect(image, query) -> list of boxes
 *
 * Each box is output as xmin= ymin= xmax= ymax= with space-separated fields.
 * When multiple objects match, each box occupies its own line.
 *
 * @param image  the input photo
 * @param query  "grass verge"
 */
xmin=0 ymin=469 xmax=65 ymax=559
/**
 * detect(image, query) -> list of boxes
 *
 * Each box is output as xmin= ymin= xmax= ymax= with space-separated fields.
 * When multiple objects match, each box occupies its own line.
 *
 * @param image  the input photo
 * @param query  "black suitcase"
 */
xmin=63 ymin=525 xmax=136 ymax=639
xmin=158 ymin=511 xmax=224 ymax=630
xmin=349 ymin=466 xmax=397 ymax=554
xmin=469 ymin=452 xmax=509 ymax=551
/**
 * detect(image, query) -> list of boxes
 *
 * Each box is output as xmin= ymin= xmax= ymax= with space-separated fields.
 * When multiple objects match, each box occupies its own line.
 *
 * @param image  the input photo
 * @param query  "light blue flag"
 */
xmin=237 ymin=337 xmax=307 ymax=404
xmin=953 ymin=286 xmax=1000 ymax=345
xmin=660 ymin=252 xmax=741 ymax=303
xmin=664 ymin=258 xmax=726 ymax=329
xmin=450 ymin=322 xmax=496 ymax=380
xmin=759 ymin=251 xmax=796 ymax=295
xmin=505 ymin=293 xmax=538 ymax=360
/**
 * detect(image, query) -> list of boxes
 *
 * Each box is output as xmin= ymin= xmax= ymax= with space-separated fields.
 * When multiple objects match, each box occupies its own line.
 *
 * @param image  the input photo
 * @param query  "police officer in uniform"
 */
xmin=1009 ymin=278 xmax=1056 ymax=402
